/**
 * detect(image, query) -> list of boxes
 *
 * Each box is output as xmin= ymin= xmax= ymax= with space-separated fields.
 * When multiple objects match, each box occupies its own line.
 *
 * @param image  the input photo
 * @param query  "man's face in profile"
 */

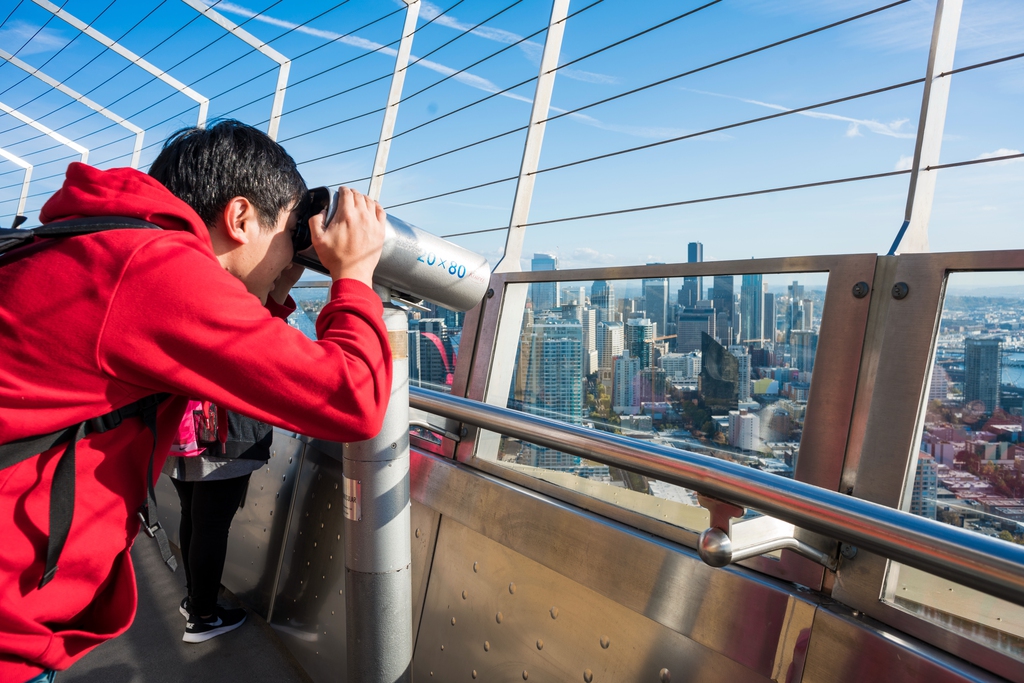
xmin=238 ymin=204 xmax=300 ymax=305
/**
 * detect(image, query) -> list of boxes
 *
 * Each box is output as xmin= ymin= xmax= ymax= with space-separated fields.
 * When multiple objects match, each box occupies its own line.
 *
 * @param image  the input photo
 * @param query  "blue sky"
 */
xmin=0 ymin=0 xmax=1020 ymax=270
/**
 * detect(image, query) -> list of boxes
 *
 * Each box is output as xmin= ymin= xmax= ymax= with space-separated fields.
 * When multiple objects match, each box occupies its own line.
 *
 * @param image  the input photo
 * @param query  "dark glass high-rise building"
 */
xmin=681 ymin=242 xmax=703 ymax=306
xmin=591 ymin=280 xmax=616 ymax=323
xmin=712 ymin=275 xmax=734 ymax=344
xmin=700 ymin=332 xmax=738 ymax=413
xmin=964 ymin=337 xmax=1002 ymax=413
xmin=642 ymin=272 xmax=668 ymax=341
xmin=762 ymin=292 xmax=776 ymax=346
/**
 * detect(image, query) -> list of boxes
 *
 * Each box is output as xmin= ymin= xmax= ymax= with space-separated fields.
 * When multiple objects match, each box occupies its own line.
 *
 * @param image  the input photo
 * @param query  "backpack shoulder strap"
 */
xmin=0 ymin=216 xmax=161 ymax=255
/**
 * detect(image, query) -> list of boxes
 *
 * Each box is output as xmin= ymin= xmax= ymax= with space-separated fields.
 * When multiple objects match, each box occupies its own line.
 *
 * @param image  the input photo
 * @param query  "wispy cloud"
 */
xmin=682 ymin=87 xmax=915 ymax=139
xmin=974 ymin=148 xmax=1023 ymax=164
xmin=0 ymin=21 xmax=68 ymax=56
xmin=895 ymin=154 xmax=914 ymax=171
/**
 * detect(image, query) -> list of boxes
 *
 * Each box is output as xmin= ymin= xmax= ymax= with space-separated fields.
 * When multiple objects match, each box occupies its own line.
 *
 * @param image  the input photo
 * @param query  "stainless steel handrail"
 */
xmin=410 ymin=387 xmax=1024 ymax=608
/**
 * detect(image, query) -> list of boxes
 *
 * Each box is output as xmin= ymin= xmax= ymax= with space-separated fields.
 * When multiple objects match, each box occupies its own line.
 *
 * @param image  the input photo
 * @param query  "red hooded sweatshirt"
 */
xmin=0 ymin=163 xmax=392 ymax=680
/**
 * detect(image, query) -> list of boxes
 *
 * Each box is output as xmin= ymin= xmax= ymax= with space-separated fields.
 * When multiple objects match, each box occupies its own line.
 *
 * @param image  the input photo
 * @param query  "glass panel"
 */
xmin=287 ymin=283 xmax=331 ymax=340
xmin=886 ymin=271 xmax=1024 ymax=662
xmin=478 ymin=270 xmax=829 ymax=534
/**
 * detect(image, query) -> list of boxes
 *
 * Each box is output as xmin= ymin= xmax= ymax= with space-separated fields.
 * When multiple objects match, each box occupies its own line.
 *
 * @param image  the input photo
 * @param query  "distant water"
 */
xmin=1004 ymin=352 xmax=1024 ymax=387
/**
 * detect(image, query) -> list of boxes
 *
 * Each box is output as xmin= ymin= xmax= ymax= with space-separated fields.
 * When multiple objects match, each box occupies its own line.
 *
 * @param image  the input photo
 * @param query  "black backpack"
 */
xmin=0 ymin=217 xmax=178 ymax=588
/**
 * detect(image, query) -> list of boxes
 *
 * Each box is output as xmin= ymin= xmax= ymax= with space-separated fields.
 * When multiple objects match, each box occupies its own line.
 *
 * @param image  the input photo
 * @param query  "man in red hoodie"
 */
xmin=0 ymin=120 xmax=393 ymax=681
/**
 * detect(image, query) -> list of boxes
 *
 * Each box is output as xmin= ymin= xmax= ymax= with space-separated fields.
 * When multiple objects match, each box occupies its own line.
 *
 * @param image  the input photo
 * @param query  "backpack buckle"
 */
xmin=137 ymin=511 xmax=162 ymax=538
xmin=88 ymin=409 xmax=124 ymax=433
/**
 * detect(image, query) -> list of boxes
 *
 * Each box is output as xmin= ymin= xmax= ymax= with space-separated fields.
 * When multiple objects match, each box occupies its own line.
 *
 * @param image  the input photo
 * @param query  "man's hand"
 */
xmin=310 ymin=187 xmax=386 ymax=288
xmin=269 ymin=262 xmax=305 ymax=305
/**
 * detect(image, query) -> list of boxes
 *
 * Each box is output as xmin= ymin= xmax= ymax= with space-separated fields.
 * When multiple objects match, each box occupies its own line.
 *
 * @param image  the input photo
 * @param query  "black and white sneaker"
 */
xmin=183 ymin=605 xmax=246 ymax=643
xmin=179 ymin=597 xmax=191 ymax=619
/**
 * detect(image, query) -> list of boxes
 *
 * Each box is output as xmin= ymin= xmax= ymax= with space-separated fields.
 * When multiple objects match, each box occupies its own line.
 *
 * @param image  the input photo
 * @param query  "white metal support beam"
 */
xmin=367 ymin=0 xmax=421 ymax=201
xmin=0 ymin=47 xmax=145 ymax=167
xmin=31 ymin=0 xmax=209 ymax=128
xmin=476 ymin=0 xmax=571 ymax=460
xmin=0 ymin=146 xmax=33 ymax=218
xmin=180 ymin=0 xmax=290 ymax=140
xmin=0 ymin=100 xmax=89 ymax=162
xmin=893 ymin=0 xmax=963 ymax=254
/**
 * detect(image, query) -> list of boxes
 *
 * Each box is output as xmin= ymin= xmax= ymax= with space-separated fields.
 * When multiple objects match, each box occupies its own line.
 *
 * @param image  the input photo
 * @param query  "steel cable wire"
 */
xmin=4 ymin=0 xmax=276 ymax=145
xmin=438 ymin=152 xmax=1024 ymax=239
xmin=281 ymin=0 xmax=604 ymax=148
xmin=77 ymin=3 xmax=406 ymax=162
xmin=320 ymin=0 xmax=727 ymax=181
xmin=0 ymin=0 xmax=172 ymax=126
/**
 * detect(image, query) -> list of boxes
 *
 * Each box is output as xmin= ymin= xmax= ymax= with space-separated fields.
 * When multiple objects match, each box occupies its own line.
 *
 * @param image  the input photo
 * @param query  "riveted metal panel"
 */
xmin=415 ymin=515 xmax=772 ymax=683
xmin=269 ymin=444 xmax=349 ymax=681
xmin=267 ymin=444 xmax=440 ymax=683
xmin=411 ymin=449 xmax=821 ymax=680
xmin=221 ymin=431 xmax=305 ymax=618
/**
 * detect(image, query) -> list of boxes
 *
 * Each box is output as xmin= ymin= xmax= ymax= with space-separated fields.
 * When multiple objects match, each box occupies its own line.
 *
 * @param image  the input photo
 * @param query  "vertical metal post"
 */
xmin=341 ymin=5 xmax=420 ymax=678
xmin=368 ymin=0 xmax=422 ymax=201
xmin=471 ymin=0 xmax=570 ymax=461
xmin=893 ymin=0 xmax=962 ymax=254
xmin=180 ymin=0 xmax=291 ymax=140
xmin=343 ymin=306 xmax=412 ymax=683
xmin=0 ymin=146 xmax=32 ymax=220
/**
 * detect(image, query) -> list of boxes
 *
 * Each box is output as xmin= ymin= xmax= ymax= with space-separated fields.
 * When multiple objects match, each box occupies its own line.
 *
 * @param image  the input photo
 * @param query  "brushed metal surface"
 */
xmin=411 ymin=449 xmax=821 ymax=680
xmin=415 ymin=516 xmax=772 ymax=683
xmin=802 ymin=604 xmax=1009 ymax=683
xmin=221 ymin=432 xmax=306 ymax=618
xmin=270 ymin=444 xmax=349 ymax=683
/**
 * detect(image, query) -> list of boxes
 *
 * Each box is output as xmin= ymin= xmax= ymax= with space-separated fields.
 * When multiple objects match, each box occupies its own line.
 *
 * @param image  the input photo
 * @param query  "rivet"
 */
xmin=852 ymin=281 xmax=870 ymax=298
xmin=496 ymin=612 xmax=503 ymax=624
xmin=339 ymin=589 xmax=343 ymax=595
xmin=509 ymin=582 xmax=516 ymax=594
xmin=334 ymin=483 xmax=338 ymax=489
xmin=550 ymin=606 xmax=559 ymax=619
xmin=473 ymin=562 xmax=479 ymax=573
xmin=282 ymin=475 xmax=286 ymax=481
xmin=327 ymin=503 xmax=332 ymax=509
xmin=584 ymin=670 xmax=594 ymax=683
xmin=600 ymin=635 xmax=610 ymax=649
xmin=451 ymin=617 xmax=456 ymax=626
xmin=523 ymin=672 xmax=529 ymax=680
xmin=484 ymin=641 xmax=490 ymax=652
xmin=472 ymin=671 xmax=478 ymax=679
xmin=659 ymin=668 xmax=671 ymax=682
xmin=486 ymin=288 xmax=494 ymax=298
xmin=892 ymin=282 xmax=909 ymax=299
xmin=391 ymin=443 xmax=397 ymax=449
xmin=462 ymin=590 xmax=468 ymax=600
xmin=415 ymin=528 xmax=422 ymax=538
xmin=461 ymin=427 xmax=469 ymax=437
xmin=288 ymin=456 xmax=292 ymax=463
xmin=440 ymin=645 xmax=445 ymax=651
xmin=536 ymin=639 xmax=543 ymax=650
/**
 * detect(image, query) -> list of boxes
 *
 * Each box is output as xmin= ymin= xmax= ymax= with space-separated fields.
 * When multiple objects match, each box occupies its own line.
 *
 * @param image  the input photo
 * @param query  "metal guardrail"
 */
xmin=410 ymin=386 xmax=1024 ymax=608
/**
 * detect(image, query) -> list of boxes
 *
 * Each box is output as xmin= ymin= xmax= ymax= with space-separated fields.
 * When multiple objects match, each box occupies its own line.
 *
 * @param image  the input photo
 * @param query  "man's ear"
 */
xmin=219 ymin=196 xmax=258 ymax=246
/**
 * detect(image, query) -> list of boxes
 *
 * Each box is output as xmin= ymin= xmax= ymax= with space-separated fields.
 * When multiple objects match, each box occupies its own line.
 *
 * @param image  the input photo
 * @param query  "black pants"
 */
xmin=170 ymin=475 xmax=251 ymax=617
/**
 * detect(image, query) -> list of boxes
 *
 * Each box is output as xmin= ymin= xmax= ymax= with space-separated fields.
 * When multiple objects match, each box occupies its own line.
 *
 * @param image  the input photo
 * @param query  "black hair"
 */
xmin=149 ymin=119 xmax=307 ymax=231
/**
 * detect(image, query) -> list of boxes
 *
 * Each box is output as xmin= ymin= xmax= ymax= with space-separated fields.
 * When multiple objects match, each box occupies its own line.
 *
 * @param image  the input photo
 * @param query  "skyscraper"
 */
xmin=625 ymin=318 xmax=655 ymax=369
xmin=530 ymin=253 xmax=559 ymax=312
xmin=681 ymin=241 xmax=703 ymax=306
xmin=762 ymin=292 xmax=776 ymax=346
xmin=700 ymin=332 xmax=739 ymax=413
xmin=581 ymin=308 xmax=598 ymax=376
xmin=597 ymin=321 xmax=624 ymax=370
xmin=613 ymin=349 xmax=641 ymax=409
xmin=712 ymin=275 xmax=734 ymax=345
xmin=739 ymin=274 xmax=763 ymax=345
xmin=729 ymin=345 xmax=752 ymax=402
xmin=676 ymin=304 xmax=716 ymax=353
xmin=643 ymin=272 xmax=668 ymax=344
xmin=964 ymin=337 xmax=1002 ymax=413
xmin=591 ymin=280 xmax=616 ymax=323
xmin=787 ymin=280 xmax=804 ymax=340
xmin=791 ymin=329 xmax=818 ymax=374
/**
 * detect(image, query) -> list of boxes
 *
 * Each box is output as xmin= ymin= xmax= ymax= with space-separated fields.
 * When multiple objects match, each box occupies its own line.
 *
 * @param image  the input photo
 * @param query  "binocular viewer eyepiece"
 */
xmin=292 ymin=187 xmax=491 ymax=313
